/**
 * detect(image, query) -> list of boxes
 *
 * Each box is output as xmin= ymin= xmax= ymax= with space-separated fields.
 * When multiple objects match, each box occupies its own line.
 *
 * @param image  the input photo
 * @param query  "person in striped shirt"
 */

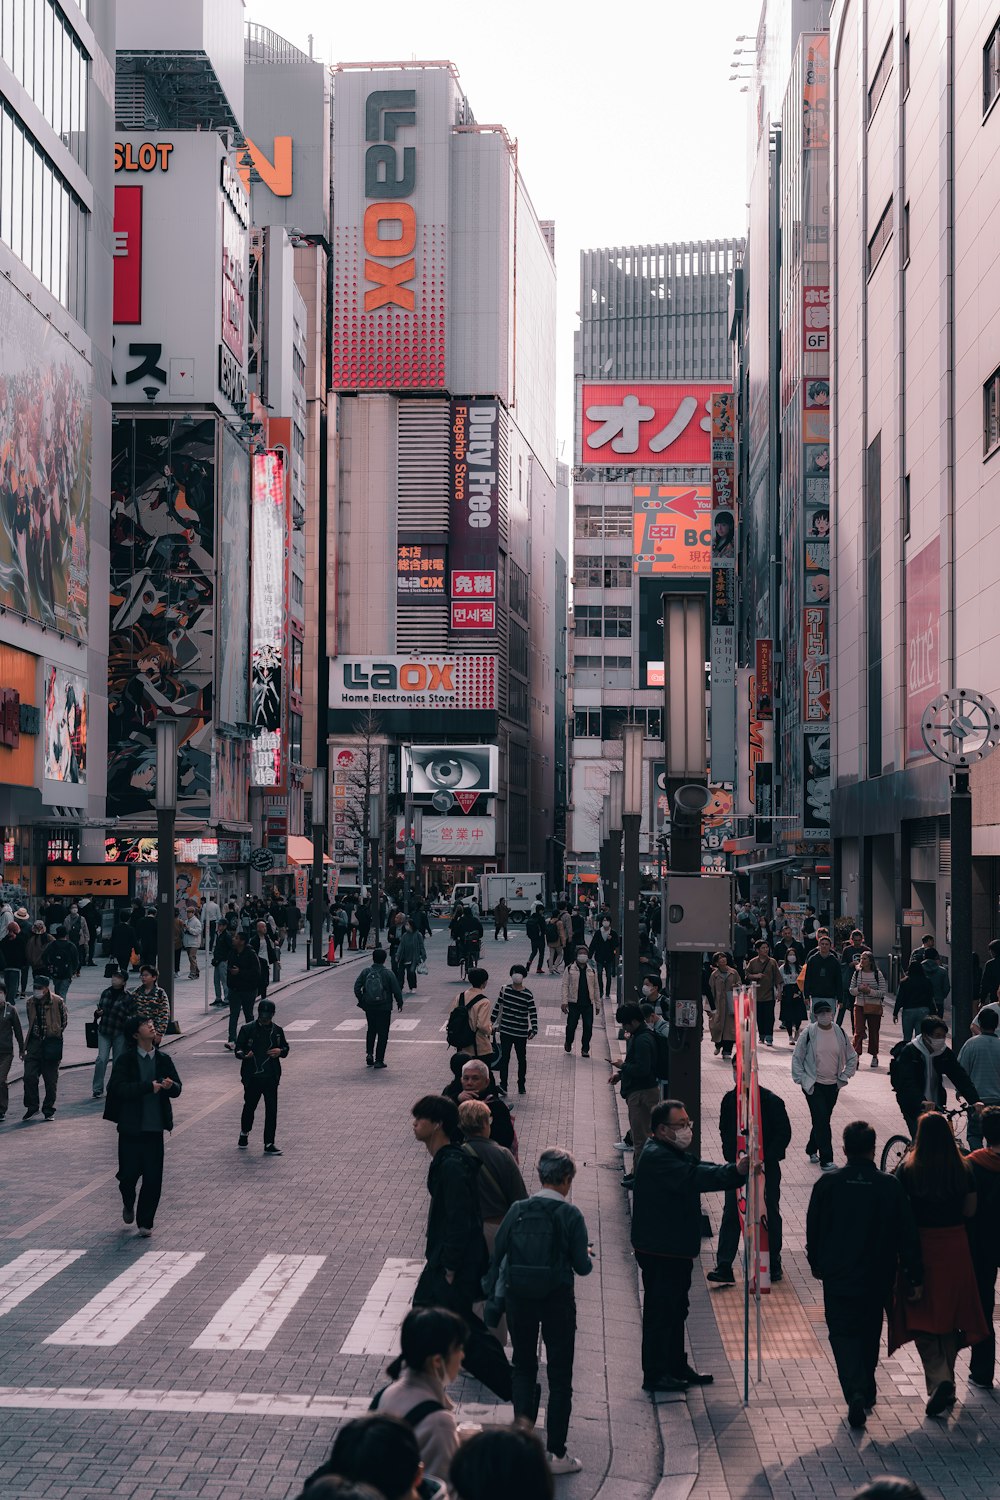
xmin=491 ymin=965 xmax=538 ymax=1097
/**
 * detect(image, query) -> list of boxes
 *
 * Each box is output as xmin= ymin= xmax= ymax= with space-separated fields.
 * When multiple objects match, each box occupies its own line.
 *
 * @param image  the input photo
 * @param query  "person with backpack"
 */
xmin=560 ymin=947 xmax=600 ymax=1058
xmin=234 ymin=997 xmax=289 ymax=1155
xmin=544 ymin=912 xmax=564 ymax=975
xmin=491 ymin=965 xmax=538 ymax=1097
xmin=457 ymin=1099 xmax=527 ymax=1253
xmin=888 ymin=1014 xmax=980 ymax=1141
xmin=44 ymin=926 xmax=80 ymax=1001
xmin=22 ymin=975 xmax=68 ymax=1121
xmin=707 ymin=1056 xmax=792 ymax=1285
xmin=484 ymin=1147 xmax=593 ymax=1476
xmin=610 ymin=1003 xmax=660 ymax=1187
xmin=446 ymin=968 xmax=493 ymax=1059
xmin=524 ymin=904 xmax=546 ymax=976
xmin=368 ymin=1307 xmax=467 ymax=1489
xmin=352 ymin=948 xmax=404 ymax=1069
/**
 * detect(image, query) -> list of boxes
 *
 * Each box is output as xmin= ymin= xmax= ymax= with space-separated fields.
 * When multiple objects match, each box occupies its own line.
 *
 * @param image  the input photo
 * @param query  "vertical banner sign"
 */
xmin=250 ymin=452 xmax=286 ymax=788
xmin=710 ymin=391 xmax=737 ymax=783
xmin=112 ymin=186 xmax=143 ymax=324
xmin=905 ymin=537 xmax=941 ymax=762
xmin=754 ymin=641 xmax=773 ymax=720
xmin=734 ymin=984 xmax=770 ymax=1406
xmin=449 ymin=400 xmax=499 ymax=632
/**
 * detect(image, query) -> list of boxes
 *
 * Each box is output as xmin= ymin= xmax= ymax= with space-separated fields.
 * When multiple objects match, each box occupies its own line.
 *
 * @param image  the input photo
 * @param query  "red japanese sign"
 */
xmin=803 ymin=286 xmax=830 ymax=352
xmin=451 ymin=569 xmax=496 ymax=599
xmin=755 ymin=641 xmax=773 ymax=721
xmin=451 ymin=601 xmax=496 ymax=631
xmin=580 ymin=383 xmax=730 ymax=466
xmin=113 ymin=185 xmax=143 ymax=324
xmin=802 ymin=607 xmax=830 ymax=721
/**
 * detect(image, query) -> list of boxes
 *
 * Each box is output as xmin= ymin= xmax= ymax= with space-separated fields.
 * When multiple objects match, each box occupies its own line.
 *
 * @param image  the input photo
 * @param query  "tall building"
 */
xmin=568 ymin=241 xmax=740 ymax=878
xmin=830 ymin=1 xmax=1000 ymax=959
xmin=0 ymin=0 xmax=115 ymax=904
xmin=327 ymin=63 xmax=557 ymax=890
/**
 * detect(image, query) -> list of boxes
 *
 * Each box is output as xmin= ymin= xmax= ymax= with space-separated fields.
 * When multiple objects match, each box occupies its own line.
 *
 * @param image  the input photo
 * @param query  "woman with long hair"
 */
xmin=369 ymin=1307 xmax=467 ymax=1487
xmin=850 ymin=950 xmax=887 ymax=1068
xmin=778 ymin=944 xmax=807 ymax=1042
xmin=890 ymin=1110 xmax=989 ymax=1415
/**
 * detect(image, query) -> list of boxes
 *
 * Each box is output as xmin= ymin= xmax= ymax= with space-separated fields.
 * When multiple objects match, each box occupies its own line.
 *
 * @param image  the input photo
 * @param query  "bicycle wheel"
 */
xmin=880 ymin=1134 xmax=910 ymax=1174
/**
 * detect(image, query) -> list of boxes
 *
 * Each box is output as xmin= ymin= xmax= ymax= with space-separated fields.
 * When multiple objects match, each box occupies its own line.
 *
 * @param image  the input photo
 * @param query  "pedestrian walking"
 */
xmin=708 ymin=1056 xmax=792 ymax=1284
xmin=64 ymin=903 xmax=90 ymax=968
xmin=131 ymin=964 xmax=170 ymax=1042
xmin=889 ymin=1110 xmax=989 ymax=1416
xmin=492 ymin=966 xmax=538 ymax=1096
xmin=182 ymin=908 xmax=202 ymax=979
xmin=544 ymin=912 xmax=564 ymax=975
xmin=525 ymin=904 xmax=546 ymax=975
xmin=588 ymin=916 xmax=619 ymax=1001
xmin=201 ymin=894 xmax=221 ymax=951
xmin=24 ymin=921 xmax=53 ymax=989
xmin=958 ymin=1008 xmax=1000 ymax=1149
xmin=22 ymin=975 xmax=68 ymax=1121
xmin=104 ymin=1013 xmax=182 ymax=1236
xmin=457 ymin=1100 xmax=527 ymax=1252
xmin=966 ymin=1106 xmax=1000 ymax=1389
xmin=137 ymin=906 xmax=158 ymax=968
xmin=778 ymin=948 xmax=806 ymax=1041
xmin=331 ymin=903 xmax=349 ymax=959
xmin=392 ymin=918 xmax=425 ymax=991
xmin=211 ymin=918 xmax=236 ymax=1007
xmin=172 ymin=911 xmax=184 ymax=976
xmin=250 ymin=920 xmax=277 ymax=997
xmin=108 ymin=911 xmax=137 ymax=974
xmin=850 ymin=950 xmax=888 ymax=1068
xmin=92 ymin=966 xmax=132 ymax=1099
xmin=609 ymin=1003 xmax=660 ymax=1186
xmin=707 ymin=952 xmax=738 ymax=1057
xmin=0 ymin=982 xmax=25 ymax=1122
xmin=353 ymin=947 xmax=404 ymax=1069
xmin=892 ymin=956 xmax=936 ymax=1043
xmin=791 ymin=998 xmax=858 ymax=1170
xmin=44 ymin=926 xmax=80 ymax=1001
xmin=805 ymin=1119 xmax=923 ymax=1428
xmin=446 ymin=968 xmax=494 ymax=1059
xmin=921 ymin=948 xmax=951 ymax=1016
xmin=285 ymin=900 xmax=301 ymax=952
xmin=802 ymin=933 xmax=846 ymax=1026
xmin=369 ymin=1307 xmax=468 ymax=1487
xmin=561 ymin=948 xmax=600 ymax=1058
xmin=410 ymin=1094 xmax=512 ymax=1400
xmin=631 ymin=1097 xmax=748 ymax=1392
xmin=225 ymin=933 xmax=262 ymax=1050
xmin=484 ymin=1147 xmax=593 ymax=1474
xmin=355 ymin=901 xmax=371 ymax=951
xmin=455 ymin=1057 xmax=516 ymax=1152
xmin=0 ymin=920 xmax=27 ymax=1002
xmin=979 ymin=938 xmax=1000 ymax=1007
xmin=888 ymin=1015 xmax=980 ymax=1140
xmin=744 ymin=941 xmax=781 ymax=1046
xmin=235 ymin=998 xmax=289 ymax=1155
xmin=493 ymin=897 xmax=511 ymax=941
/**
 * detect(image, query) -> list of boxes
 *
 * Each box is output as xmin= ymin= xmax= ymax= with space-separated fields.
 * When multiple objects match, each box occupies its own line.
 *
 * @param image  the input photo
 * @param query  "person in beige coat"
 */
xmin=561 ymin=948 xmax=601 ymax=1057
xmin=708 ymin=952 xmax=738 ymax=1057
xmin=450 ymin=967 xmax=495 ymax=1058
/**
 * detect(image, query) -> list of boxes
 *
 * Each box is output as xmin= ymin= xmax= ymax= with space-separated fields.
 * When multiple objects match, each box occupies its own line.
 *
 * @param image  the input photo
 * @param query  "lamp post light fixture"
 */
xmin=621 ymin=723 xmax=645 ymax=1004
xmin=310 ymin=771 xmax=328 ymax=968
xmin=154 ymin=716 xmax=180 ymax=1033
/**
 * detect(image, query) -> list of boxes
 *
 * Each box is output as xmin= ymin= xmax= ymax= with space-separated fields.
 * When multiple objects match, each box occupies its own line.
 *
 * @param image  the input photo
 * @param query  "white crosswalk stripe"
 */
xmin=339 ymin=1257 xmax=423 ymax=1355
xmin=282 ymin=1019 xmax=319 ymax=1032
xmin=333 ymin=1018 xmax=366 ymax=1031
xmin=0 ymin=1251 xmax=86 ymax=1318
xmin=392 ymin=1018 xmax=420 ymax=1032
xmin=191 ymin=1254 xmax=326 ymax=1351
xmin=44 ymin=1252 xmax=205 ymax=1348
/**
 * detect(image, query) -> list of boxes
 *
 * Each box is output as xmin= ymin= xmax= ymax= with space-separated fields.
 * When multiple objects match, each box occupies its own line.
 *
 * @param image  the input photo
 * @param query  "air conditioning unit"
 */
xmin=665 ymin=874 xmax=734 ymax=952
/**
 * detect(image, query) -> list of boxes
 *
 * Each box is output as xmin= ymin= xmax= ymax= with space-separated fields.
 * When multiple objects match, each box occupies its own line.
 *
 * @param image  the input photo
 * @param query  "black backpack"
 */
xmin=504 ymin=1197 xmax=566 ymax=1297
xmin=445 ymin=992 xmax=477 ymax=1050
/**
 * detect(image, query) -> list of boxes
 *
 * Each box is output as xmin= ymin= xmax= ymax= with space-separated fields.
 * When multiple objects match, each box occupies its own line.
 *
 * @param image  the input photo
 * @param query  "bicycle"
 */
xmin=879 ymin=1102 xmax=976 ymax=1174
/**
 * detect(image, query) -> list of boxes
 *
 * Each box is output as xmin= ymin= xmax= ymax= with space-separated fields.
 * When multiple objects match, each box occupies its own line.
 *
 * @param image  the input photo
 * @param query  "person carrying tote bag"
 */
xmin=850 ymin=950 xmax=887 ymax=1068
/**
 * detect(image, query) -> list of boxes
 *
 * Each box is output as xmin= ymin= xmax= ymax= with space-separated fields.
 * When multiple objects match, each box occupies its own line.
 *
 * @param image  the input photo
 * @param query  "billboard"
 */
xmin=402 ymin=744 xmax=498 ymax=797
xmin=250 ymin=451 xmax=286 ymax=788
xmin=220 ymin=158 xmax=249 ymax=364
xmin=449 ymin=400 xmax=499 ymax=627
xmin=906 ymin=537 xmax=941 ymax=761
xmin=0 ymin=277 xmax=92 ymax=639
xmin=330 ymin=68 xmax=451 ymax=389
xmin=108 ymin=417 xmax=215 ymax=818
xmin=580 ymin=383 xmax=729 ymax=466
xmin=803 ymin=728 xmax=831 ymax=839
xmin=330 ymin=655 xmax=498 ymax=711
xmin=802 ymin=606 xmax=831 ymax=722
xmin=803 ymin=34 xmax=830 ymax=151
xmin=217 ymin=424 xmax=251 ymax=724
xmin=632 ymin=485 xmax=711 ymax=574
xmin=397 ymin=543 xmax=446 ymax=600
xmin=43 ymin=665 xmax=87 ymax=784
xmin=113 ymin=185 xmax=143 ymax=323
xmin=395 ymin=814 xmax=496 ymax=858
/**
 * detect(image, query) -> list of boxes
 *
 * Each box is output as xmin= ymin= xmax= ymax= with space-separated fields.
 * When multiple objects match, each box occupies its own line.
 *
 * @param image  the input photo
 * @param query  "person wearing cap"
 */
xmin=0 ymin=919 xmax=26 ymax=1003
xmin=22 ymin=975 xmax=68 ymax=1121
xmin=791 ymin=998 xmax=858 ymax=1171
xmin=234 ymin=998 xmax=290 ymax=1155
xmin=92 ymin=967 xmax=133 ymax=1099
xmin=24 ymin=921 xmax=52 ymax=989
xmin=104 ymin=1014 xmax=182 ymax=1235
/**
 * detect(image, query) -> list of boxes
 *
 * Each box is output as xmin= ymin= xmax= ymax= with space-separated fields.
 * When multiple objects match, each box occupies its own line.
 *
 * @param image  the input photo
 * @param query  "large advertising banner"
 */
xmin=108 ymin=417 xmax=215 ymax=818
xmin=43 ymin=665 xmax=87 ymax=784
xmin=710 ymin=392 xmax=737 ymax=783
xmin=395 ymin=814 xmax=496 ymax=857
xmin=398 ymin=543 xmax=447 ymax=600
xmin=906 ymin=536 xmax=941 ymax=761
xmin=330 ymin=68 xmax=451 ymax=389
xmin=250 ymin=451 xmax=286 ymax=789
xmin=632 ymin=485 xmax=711 ymax=574
xmin=580 ymin=383 xmax=728 ymax=466
xmin=449 ymin=400 xmax=498 ymax=630
xmin=217 ymin=424 xmax=251 ymax=726
xmin=803 ymin=34 xmax=830 ymax=151
xmin=803 ymin=727 xmax=831 ymax=840
xmin=330 ymin=655 xmax=498 ymax=711
xmin=0 ymin=278 xmax=92 ymax=640
xmin=401 ymin=744 xmax=498 ymax=797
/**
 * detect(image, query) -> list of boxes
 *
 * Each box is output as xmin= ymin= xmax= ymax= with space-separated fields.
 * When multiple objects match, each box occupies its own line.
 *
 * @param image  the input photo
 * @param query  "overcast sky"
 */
xmin=245 ymin=0 xmax=753 ymax=448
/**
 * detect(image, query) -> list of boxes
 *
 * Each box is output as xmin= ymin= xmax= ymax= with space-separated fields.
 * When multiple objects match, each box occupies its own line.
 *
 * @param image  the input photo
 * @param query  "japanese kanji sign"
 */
xmin=397 ymin=544 xmax=447 ymax=600
xmin=394 ymin=814 xmax=496 ymax=857
xmin=632 ymin=485 xmax=711 ymax=574
xmin=803 ymin=286 xmax=830 ymax=352
xmin=580 ymin=383 xmax=730 ymax=466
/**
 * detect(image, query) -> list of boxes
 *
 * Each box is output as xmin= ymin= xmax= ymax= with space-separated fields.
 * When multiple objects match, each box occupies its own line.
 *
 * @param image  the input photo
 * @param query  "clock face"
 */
xmin=921 ymin=690 xmax=1000 ymax=766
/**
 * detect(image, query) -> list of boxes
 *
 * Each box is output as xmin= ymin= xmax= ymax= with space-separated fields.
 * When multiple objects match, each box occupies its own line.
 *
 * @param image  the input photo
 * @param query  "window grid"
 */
xmin=0 ymin=101 xmax=88 ymax=319
xmin=984 ymin=367 xmax=1000 ymax=457
xmin=986 ymin=18 xmax=1000 ymax=114
xmin=0 ymin=0 xmax=90 ymax=167
xmin=867 ymin=198 xmax=893 ymax=277
xmin=868 ymin=34 xmax=893 ymax=122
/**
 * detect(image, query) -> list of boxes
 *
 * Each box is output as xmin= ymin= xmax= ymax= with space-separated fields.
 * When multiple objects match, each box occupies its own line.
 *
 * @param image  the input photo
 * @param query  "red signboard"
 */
xmin=451 ymin=601 xmax=496 ymax=631
xmin=580 ymin=383 xmax=730 ymax=466
xmin=906 ymin=537 xmax=941 ymax=761
xmin=802 ymin=607 xmax=830 ymax=722
xmin=633 ymin=485 xmax=711 ymax=575
xmin=803 ymin=286 xmax=830 ymax=352
xmin=113 ymin=185 xmax=143 ymax=324
xmin=755 ymin=640 xmax=773 ymax=720
xmin=451 ymin=569 xmax=496 ymax=599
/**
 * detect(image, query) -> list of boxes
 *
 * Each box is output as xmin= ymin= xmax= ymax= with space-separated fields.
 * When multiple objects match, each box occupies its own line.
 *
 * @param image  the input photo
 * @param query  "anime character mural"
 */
xmin=43 ymin=666 xmax=88 ymax=784
xmin=0 ymin=279 xmax=91 ymax=636
xmin=107 ymin=418 xmax=216 ymax=818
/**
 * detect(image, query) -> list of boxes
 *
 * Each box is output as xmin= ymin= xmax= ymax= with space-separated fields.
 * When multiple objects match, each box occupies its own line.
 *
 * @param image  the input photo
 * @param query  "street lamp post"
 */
xmin=403 ymin=753 xmax=415 ymax=918
xmin=310 ymin=772 xmax=327 ymax=968
xmin=154 ymin=717 xmax=179 ymax=1033
xmin=621 ymin=724 xmax=645 ymax=1004
xmin=608 ymin=770 xmax=624 ymax=1003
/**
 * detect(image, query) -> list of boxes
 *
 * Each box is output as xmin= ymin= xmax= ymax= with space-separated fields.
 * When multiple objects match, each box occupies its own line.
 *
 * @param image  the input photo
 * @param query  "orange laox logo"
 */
xmin=236 ymin=137 xmax=293 ymax=197
xmin=342 ymin=661 xmax=453 ymax=692
xmin=363 ymin=90 xmax=417 ymax=312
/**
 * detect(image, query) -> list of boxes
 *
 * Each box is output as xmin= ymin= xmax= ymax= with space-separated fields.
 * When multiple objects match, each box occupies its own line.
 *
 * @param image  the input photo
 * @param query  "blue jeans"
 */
xmin=54 ymin=976 xmax=72 ymax=1001
xmin=93 ymin=1032 xmax=126 ymax=1095
xmin=900 ymin=1006 xmax=929 ymax=1043
xmin=214 ymin=965 xmax=229 ymax=1003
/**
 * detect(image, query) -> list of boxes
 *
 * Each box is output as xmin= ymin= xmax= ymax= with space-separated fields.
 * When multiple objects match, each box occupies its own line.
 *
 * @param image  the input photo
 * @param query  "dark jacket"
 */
xmin=104 ymin=1045 xmax=182 ymax=1132
xmin=235 ymin=1020 xmax=290 ymax=1084
xmin=889 ymin=1039 xmax=980 ymax=1119
xmin=719 ymin=1084 xmax=792 ymax=1164
xmin=486 ymin=1190 xmax=593 ymax=1296
xmin=0 ymin=929 xmax=27 ymax=968
xmin=892 ymin=970 xmax=935 ymax=1019
xmin=227 ymin=943 xmax=264 ymax=994
xmin=470 ymin=1088 xmax=516 ymax=1152
xmin=212 ymin=927 xmax=236 ymax=968
xmin=802 ymin=951 xmax=844 ymax=1002
xmin=980 ymin=956 xmax=1000 ymax=1005
xmin=619 ymin=1026 xmax=658 ymax=1099
xmin=44 ymin=937 xmax=79 ymax=981
xmin=353 ymin=963 xmax=403 ymax=1013
xmin=137 ymin=913 xmax=158 ymax=960
xmin=588 ymin=928 xmax=619 ymax=962
xmin=920 ymin=960 xmax=950 ymax=1012
xmin=109 ymin=920 xmax=137 ymax=969
xmin=967 ymin=1149 xmax=1000 ymax=1272
xmin=805 ymin=1159 xmax=922 ymax=1296
xmin=631 ymin=1137 xmax=744 ymax=1259
xmin=424 ymin=1143 xmax=487 ymax=1284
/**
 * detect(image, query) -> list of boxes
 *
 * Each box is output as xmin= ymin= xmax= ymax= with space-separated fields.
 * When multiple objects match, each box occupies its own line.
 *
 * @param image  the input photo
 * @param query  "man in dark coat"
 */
xmin=226 ymin=932 xmax=265 ymax=1050
xmin=708 ymin=1059 xmax=792 ymax=1284
xmin=631 ymin=1098 xmax=748 ymax=1392
xmin=104 ymin=1014 xmax=182 ymax=1235
xmin=889 ymin=1014 xmax=981 ymax=1138
xmin=235 ymin=998 xmax=289 ymax=1155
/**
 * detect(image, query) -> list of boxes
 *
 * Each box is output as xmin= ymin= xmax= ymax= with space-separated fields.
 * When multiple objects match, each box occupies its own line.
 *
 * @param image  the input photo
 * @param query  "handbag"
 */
xmin=85 ymin=1014 xmax=100 ymax=1049
xmin=104 ymin=962 xmax=117 ymax=978
xmin=417 ymin=961 xmax=428 ymax=975
xmin=446 ymin=942 xmax=461 ymax=968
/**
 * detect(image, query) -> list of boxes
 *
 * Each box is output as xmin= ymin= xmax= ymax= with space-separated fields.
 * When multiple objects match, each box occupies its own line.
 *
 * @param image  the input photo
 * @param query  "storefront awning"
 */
xmin=733 ymin=856 xmax=796 ymax=874
xmin=286 ymin=835 xmax=333 ymax=867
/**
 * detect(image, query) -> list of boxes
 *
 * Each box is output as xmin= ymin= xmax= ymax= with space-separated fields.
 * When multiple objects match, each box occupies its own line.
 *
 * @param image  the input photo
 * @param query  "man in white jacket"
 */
xmin=561 ymin=948 xmax=601 ymax=1058
xmin=791 ymin=998 xmax=858 ymax=1172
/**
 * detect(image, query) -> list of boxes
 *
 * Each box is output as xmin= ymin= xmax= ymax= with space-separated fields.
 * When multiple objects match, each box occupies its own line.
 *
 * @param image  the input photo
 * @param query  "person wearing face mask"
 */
xmin=610 ymin=1004 xmax=660 ymax=1185
xmin=888 ymin=1016 xmax=980 ymax=1142
xmin=22 ymin=975 xmax=68 ymax=1121
xmin=369 ymin=1307 xmax=468 ymax=1487
xmin=791 ymin=999 xmax=858 ymax=1171
xmin=631 ymin=1098 xmax=749 ymax=1392
xmin=560 ymin=948 xmax=600 ymax=1059
xmin=491 ymin=966 xmax=538 ymax=1096
xmin=588 ymin=918 xmax=619 ymax=1002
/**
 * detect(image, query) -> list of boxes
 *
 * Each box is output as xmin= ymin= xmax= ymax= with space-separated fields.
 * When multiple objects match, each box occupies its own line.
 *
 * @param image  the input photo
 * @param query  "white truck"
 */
xmin=450 ymin=873 xmax=546 ymax=924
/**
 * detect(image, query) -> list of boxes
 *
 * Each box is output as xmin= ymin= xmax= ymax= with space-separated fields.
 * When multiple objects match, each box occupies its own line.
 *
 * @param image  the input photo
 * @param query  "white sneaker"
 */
xmin=821 ymin=1163 xmax=837 ymax=1173
xmin=547 ymin=1453 xmax=582 ymax=1475
xmin=613 ymin=1140 xmax=631 ymax=1153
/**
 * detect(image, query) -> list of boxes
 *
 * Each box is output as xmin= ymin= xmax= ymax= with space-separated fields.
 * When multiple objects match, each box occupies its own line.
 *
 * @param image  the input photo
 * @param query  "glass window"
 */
xmin=573 ymin=710 xmax=601 ymax=738
xmin=0 ymin=102 xmax=88 ymax=318
xmin=868 ymin=33 xmax=893 ymax=122
xmin=9 ymin=123 xmax=23 ymax=262
xmin=984 ymin=367 xmax=1000 ymax=457
xmin=574 ymin=605 xmax=603 ymax=638
xmin=604 ymin=605 xmax=632 ymax=637
xmin=986 ymin=20 xmax=1000 ymax=113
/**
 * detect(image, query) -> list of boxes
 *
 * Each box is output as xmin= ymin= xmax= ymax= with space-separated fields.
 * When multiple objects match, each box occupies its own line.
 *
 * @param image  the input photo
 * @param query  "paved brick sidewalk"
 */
xmin=0 ymin=935 xmax=661 ymax=1500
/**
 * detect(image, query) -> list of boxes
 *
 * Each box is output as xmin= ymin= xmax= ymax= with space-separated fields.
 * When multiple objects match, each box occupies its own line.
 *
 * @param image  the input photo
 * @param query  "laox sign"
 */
xmin=363 ymin=89 xmax=418 ymax=312
xmin=344 ymin=661 xmax=453 ymax=692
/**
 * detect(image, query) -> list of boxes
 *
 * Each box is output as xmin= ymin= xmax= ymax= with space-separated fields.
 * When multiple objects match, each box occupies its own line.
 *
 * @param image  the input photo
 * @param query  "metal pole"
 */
xmin=951 ymin=769 xmax=973 ymax=1041
xmin=311 ymin=773 xmax=327 ymax=968
xmin=666 ymin=792 xmax=704 ymax=1155
xmin=403 ymin=757 xmax=414 ymax=919
xmin=622 ymin=814 xmax=641 ymax=1004
xmin=156 ymin=805 xmax=176 ymax=1030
